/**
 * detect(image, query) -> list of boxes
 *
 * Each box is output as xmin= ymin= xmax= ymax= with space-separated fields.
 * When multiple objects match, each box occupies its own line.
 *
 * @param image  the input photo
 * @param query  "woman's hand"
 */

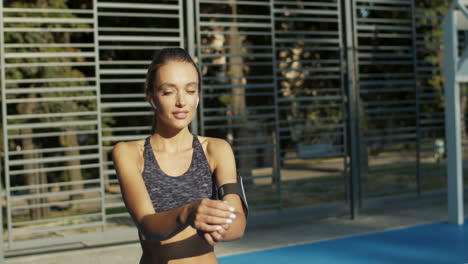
xmin=187 ymin=198 xmax=236 ymax=234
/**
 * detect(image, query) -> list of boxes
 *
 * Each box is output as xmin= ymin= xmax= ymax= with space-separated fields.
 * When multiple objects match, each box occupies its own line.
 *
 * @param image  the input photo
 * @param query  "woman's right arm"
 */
xmin=112 ymin=141 xmax=234 ymax=241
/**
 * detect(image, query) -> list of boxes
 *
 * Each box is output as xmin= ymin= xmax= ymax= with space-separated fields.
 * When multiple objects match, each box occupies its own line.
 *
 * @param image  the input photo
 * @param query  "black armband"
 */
xmin=217 ymin=173 xmax=249 ymax=217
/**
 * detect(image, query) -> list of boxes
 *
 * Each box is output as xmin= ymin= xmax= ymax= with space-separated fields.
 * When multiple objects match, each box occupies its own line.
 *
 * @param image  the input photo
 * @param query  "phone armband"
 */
xmin=217 ymin=174 xmax=249 ymax=217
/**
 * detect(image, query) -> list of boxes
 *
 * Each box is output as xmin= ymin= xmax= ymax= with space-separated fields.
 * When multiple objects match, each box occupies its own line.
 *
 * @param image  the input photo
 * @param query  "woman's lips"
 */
xmin=173 ymin=111 xmax=189 ymax=119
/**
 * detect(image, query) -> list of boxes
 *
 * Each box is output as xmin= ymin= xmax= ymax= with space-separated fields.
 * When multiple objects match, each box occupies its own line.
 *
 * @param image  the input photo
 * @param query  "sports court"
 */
xmin=220 ymin=220 xmax=467 ymax=264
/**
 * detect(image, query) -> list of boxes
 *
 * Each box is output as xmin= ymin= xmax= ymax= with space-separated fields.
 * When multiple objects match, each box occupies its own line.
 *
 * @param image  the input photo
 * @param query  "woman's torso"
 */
xmin=137 ymin=133 xmax=218 ymax=264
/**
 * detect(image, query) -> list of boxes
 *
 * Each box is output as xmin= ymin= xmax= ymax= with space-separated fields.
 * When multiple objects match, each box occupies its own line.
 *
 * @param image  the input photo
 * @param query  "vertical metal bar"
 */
xmin=269 ymin=0 xmax=283 ymax=211
xmin=344 ymin=0 xmax=359 ymax=219
xmin=186 ymin=0 xmax=198 ymax=134
xmin=93 ymin=0 xmax=106 ymax=232
xmin=352 ymin=0 xmax=363 ymax=209
xmin=411 ymin=0 xmax=422 ymax=196
xmin=0 ymin=4 xmax=13 ymax=251
xmin=443 ymin=3 xmax=464 ymax=226
xmin=195 ymin=0 xmax=205 ymax=136
xmin=0 ymin=1 xmax=7 ymax=259
xmin=337 ymin=0 xmax=350 ymax=203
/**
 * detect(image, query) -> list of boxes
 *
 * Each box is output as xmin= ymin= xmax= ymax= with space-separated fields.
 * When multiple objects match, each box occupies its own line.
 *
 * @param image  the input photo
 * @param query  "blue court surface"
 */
xmin=220 ymin=220 xmax=467 ymax=264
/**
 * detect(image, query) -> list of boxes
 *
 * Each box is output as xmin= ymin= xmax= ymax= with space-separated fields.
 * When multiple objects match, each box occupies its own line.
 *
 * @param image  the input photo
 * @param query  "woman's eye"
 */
xmin=162 ymin=91 xmax=172 ymax=95
xmin=187 ymin=90 xmax=196 ymax=94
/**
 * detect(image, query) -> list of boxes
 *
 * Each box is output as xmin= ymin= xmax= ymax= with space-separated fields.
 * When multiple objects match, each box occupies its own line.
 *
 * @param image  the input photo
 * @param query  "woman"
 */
xmin=112 ymin=48 xmax=248 ymax=264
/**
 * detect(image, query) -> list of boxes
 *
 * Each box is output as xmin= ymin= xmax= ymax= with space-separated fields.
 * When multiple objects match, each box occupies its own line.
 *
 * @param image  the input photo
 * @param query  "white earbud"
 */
xmin=197 ymin=97 xmax=199 ymax=108
xmin=150 ymin=99 xmax=157 ymax=110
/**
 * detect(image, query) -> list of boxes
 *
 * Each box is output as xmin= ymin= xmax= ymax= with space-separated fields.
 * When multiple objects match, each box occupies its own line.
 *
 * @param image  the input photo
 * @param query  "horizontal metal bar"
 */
xmin=273 ymin=8 xmax=338 ymax=16
xmin=276 ymin=30 xmax=339 ymax=36
xmin=200 ymin=13 xmax=271 ymax=19
xmin=100 ymin=60 xmax=150 ymax=65
xmin=4 ymin=28 xmax=93 ymax=33
xmin=7 ymin=111 xmax=98 ymax=120
xmin=7 ymin=228 xmax=137 ymax=251
xmin=97 ymin=2 xmax=178 ymax=10
xmin=5 ymin=77 xmax=96 ymax=84
xmin=11 ymin=197 xmax=102 ymax=210
xmin=203 ymin=105 xmax=274 ymax=113
xmin=6 ymin=86 xmax=96 ymax=94
xmin=199 ymin=21 xmax=272 ymax=28
xmin=274 ymin=17 xmax=338 ymax=23
xmin=203 ymin=83 xmax=274 ymax=90
xmin=105 ymin=202 xmax=125 ymax=209
xmin=275 ymin=38 xmax=339 ymax=44
xmin=98 ymin=35 xmax=180 ymax=42
xmin=101 ymin=112 xmax=150 ymax=117
xmin=12 ymin=212 xmax=101 ymax=227
xmin=3 ymin=7 xmax=93 ymax=14
xmin=8 ymin=129 xmax=98 ymax=140
xmin=10 ymin=179 xmax=100 ymax=191
xmin=5 ymin=52 xmax=95 ymax=58
xmin=3 ymin=17 xmax=93 ymax=24
xmin=98 ymin=12 xmax=179 ymax=19
xmin=10 ymin=188 xmax=101 ymax=201
xmin=201 ymin=53 xmax=273 ymax=59
xmin=100 ymin=93 xmax=143 ymax=99
xmin=7 ymin=95 xmax=96 ymax=104
xmin=9 ymin=153 xmax=99 ymax=166
xmin=13 ymin=222 xmax=102 ymax=237
xmin=102 ymin=126 xmax=149 ymax=132
xmin=9 ymin=144 xmax=99 ymax=156
xmin=7 ymin=119 xmax=98 ymax=130
xmin=99 ymin=45 xmax=174 ymax=50
xmin=106 ymin=212 xmax=131 ymax=219
xmin=8 ymin=163 xmax=100 ymax=176
xmin=204 ymin=113 xmax=275 ymax=122
xmin=200 ymin=30 xmax=272 ymax=35
xmin=358 ymin=33 xmax=412 ymax=38
xmin=356 ymin=17 xmax=411 ymax=24
xmin=100 ymin=102 xmax=148 ymax=108
xmin=4 ymin=43 xmax=94 ymax=48
xmin=99 ymin=27 xmax=179 ymax=33
xmin=199 ymin=0 xmax=270 ymax=6
xmin=274 ymin=1 xmax=337 ymax=7
xmin=204 ymin=121 xmax=276 ymax=130
xmin=278 ymin=95 xmax=342 ymax=102
xmin=102 ymin=135 xmax=148 ymax=142
xmin=278 ymin=123 xmax=343 ymax=132
xmin=100 ymin=69 xmax=145 ymax=75
xmin=5 ymin=61 xmax=95 ymax=68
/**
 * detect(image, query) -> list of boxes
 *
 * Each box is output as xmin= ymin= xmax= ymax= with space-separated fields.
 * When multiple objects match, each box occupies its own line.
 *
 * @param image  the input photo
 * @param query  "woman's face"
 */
xmin=152 ymin=60 xmax=199 ymax=131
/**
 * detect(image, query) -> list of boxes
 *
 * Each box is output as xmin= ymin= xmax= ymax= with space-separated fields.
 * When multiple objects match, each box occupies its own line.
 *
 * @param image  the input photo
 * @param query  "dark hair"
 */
xmin=145 ymin=48 xmax=201 ymax=134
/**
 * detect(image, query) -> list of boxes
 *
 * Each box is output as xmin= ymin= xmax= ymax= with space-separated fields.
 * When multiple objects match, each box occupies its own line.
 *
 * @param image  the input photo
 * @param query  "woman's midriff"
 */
xmin=138 ymin=226 xmax=218 ymax=264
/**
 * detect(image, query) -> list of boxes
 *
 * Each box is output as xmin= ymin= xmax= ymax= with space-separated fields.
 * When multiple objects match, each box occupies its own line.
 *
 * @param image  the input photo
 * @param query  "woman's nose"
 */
xmin=176 ymin=93 xmax=186 ymax=107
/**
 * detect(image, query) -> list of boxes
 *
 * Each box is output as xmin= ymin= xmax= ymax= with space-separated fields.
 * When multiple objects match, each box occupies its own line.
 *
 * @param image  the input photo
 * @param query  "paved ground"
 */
xmin=3 ymin=194 xmax=466 ymax=264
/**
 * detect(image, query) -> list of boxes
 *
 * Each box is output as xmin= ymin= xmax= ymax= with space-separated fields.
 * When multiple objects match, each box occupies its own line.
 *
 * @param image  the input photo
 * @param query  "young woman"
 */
xmin=112 ymin=48 xmax=248 ymax=264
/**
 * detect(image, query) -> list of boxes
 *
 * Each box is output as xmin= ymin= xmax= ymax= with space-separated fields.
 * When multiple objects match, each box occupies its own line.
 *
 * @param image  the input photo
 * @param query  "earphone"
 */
xmin=149 ymin=98 xmax=199 ymax=109
xmin=150 ymin=99 xmax=157 ymax=109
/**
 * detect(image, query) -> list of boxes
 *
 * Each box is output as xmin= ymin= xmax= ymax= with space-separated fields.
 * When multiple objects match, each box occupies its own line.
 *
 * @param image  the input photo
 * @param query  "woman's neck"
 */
xmin=151 ymin=126 xmax=193 ymax=153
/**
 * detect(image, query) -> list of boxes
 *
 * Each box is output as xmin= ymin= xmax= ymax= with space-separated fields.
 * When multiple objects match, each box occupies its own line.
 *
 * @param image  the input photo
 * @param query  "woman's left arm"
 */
xmin=207 ymin=138 xmax=247 ymax=242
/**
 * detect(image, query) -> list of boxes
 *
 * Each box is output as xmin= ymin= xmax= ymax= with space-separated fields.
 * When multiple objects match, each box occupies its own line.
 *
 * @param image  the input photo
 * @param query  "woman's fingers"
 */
xmin=191 ymin=199 xmax=237 ymax=232
xmin=204 ymin=232 xmax=217 ymax=246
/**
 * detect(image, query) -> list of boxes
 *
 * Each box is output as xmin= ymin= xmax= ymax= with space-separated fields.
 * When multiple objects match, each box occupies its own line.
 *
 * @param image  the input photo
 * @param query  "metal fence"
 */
xmin=0 ymin=0 xmax=462 ymax=256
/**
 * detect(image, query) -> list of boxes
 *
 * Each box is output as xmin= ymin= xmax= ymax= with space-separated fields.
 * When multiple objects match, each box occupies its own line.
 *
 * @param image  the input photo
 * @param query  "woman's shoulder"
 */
xmin=196 ymin=135 xmax=234 ymax=162
xmin=112 ymin=138 xmax=146 ymax=160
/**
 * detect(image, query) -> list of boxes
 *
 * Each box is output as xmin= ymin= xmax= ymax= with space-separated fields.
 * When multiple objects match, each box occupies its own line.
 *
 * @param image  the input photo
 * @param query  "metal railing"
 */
xmin=0 ymin=0 xmax=459 ymax=257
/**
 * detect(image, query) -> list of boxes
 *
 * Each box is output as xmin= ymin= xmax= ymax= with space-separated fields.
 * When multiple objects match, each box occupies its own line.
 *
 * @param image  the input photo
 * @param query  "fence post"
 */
xmin=0 ymin=0 xmax=6 ymax=260
xmin=343 ymin=0 xmax=360 ymax=219
xmin=443 ymin=1 xmax=465 ymax=226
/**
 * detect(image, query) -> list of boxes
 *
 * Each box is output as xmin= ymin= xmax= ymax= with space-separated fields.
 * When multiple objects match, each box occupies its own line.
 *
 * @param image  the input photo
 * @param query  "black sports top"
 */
xmin=142 ymin=133 xmax=217 ymax=213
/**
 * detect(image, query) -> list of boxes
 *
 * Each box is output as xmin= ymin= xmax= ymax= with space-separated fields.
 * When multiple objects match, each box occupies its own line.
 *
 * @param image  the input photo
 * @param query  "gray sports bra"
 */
xmin=141 ymin=133 xmax=217 ymax=213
